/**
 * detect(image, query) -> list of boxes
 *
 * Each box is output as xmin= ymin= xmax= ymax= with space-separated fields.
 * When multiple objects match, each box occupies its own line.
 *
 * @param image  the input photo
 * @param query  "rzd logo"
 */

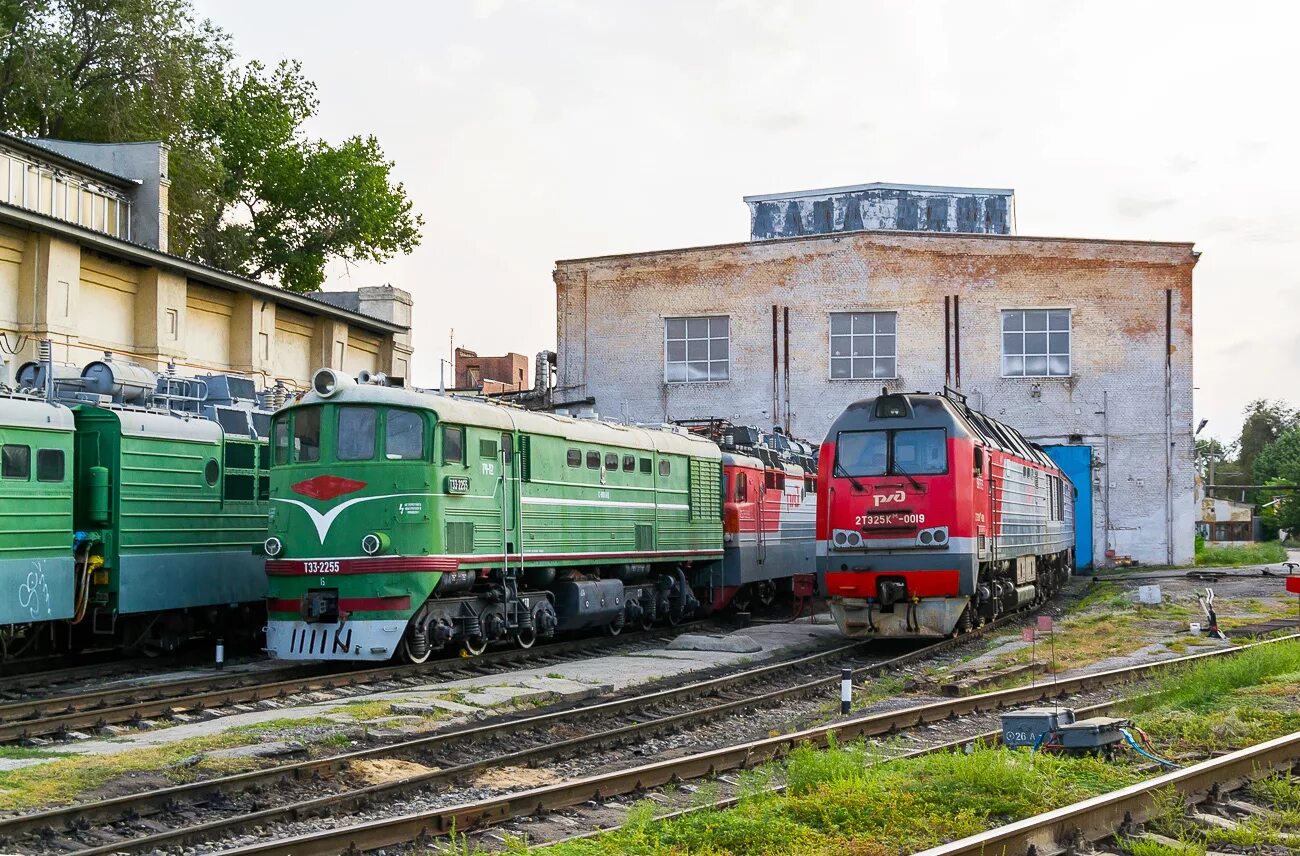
xmin=872 ymin=490 xmax=906 ymax=507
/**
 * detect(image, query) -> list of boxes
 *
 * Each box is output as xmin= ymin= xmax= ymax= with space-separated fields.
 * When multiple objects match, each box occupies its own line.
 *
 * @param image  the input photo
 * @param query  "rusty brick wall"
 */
xmin=455 ymin=348 xmax=530 ymax=392
xmin=554 ymin=230 xmax=1198 ymax=566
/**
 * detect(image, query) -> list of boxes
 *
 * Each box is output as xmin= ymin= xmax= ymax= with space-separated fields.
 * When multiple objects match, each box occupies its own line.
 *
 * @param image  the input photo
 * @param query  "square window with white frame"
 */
xmin=829 ymin=312 xmax=897 ymax=380
xmin=1002 ymin=309 xmax=1071 ymax=377
xmin=665 ymin=316 xmax=729 ymax=382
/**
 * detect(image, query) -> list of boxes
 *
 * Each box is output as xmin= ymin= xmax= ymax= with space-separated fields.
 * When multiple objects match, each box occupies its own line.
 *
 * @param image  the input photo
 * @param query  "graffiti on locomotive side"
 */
xmin=18 ymin=561 xmax=51 ymax=619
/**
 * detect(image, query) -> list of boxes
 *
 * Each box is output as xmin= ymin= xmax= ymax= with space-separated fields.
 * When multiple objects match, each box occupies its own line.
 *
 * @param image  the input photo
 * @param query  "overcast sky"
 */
xmin=191 ymin=0 xmax=1298 ymax=446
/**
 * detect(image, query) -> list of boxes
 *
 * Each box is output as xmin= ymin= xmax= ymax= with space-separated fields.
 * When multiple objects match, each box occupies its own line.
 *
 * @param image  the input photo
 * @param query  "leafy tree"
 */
xmin=1254 ymin=428 xmax=1300 ymax=537
xmin=0 ymin=0 xmax=421 ymax=291
xmin=1234 ymin=399 xmax=1299 ymax=485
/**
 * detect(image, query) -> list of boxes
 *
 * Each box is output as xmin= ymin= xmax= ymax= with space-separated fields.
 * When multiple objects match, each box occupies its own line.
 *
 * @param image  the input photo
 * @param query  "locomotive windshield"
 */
xmin=836 ymin=428 xmax=948 ymax=477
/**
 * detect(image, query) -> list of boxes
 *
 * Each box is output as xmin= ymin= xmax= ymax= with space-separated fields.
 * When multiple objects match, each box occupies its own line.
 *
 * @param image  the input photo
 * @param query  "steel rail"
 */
xmin=0 ymin=622 xmax=715 ymax=742
xmin=11 ymin=616 xmax=1022 ymax=853
xmin=911 ymin=730 xmax=1300 ymax=856
xmin=5 ymin=638 xmax=875 ymax=847
xmin=542 ymin=697 xmax=1136 ymax=849
xmin=204 ymin=634 xmax=1300 ymax=856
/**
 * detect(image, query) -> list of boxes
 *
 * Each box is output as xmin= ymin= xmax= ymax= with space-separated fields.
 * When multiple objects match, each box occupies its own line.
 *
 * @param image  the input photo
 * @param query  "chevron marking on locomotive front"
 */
xmin=291 ymin=475 xmax=369 ymax=501
xmin=272 ymin=493 xmax=438 ymax=542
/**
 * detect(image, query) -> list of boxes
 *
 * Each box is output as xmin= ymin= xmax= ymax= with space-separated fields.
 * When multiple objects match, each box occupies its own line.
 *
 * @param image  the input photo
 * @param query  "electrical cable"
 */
xmin=1121 ymin=727 xmax=1179 ymax=768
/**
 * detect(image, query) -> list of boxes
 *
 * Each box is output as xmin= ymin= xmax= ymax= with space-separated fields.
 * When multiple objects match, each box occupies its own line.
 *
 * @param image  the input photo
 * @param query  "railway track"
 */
xmin=0 ymin=620 xmax=718 ymax=743
xmin=145 ymin=634 xmax=1294 ymax=856
xmin=913 ymin=730 xmax=1300 ymax=856
xmin=0 ymin=616 xmax=1024 ymax=855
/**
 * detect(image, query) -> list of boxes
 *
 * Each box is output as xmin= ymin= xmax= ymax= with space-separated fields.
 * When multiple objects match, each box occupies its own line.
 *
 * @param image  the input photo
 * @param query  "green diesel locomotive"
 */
xmin=0 ymin=346 xmax=274 ymax=659
xmin=265 ymin=368 xmax=724 ymax=662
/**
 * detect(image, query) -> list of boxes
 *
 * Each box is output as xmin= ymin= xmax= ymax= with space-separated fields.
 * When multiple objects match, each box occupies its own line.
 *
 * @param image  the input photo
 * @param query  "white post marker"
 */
xmin=840 ymin=668 xmax=852 ymax=714
xmin=216 ymin=638 xmax=225 ymax=671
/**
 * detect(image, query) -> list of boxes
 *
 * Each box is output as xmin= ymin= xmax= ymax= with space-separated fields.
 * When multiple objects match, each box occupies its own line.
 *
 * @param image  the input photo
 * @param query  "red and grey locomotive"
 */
xmin=816 ymin=390 xmax=1074 ymax=638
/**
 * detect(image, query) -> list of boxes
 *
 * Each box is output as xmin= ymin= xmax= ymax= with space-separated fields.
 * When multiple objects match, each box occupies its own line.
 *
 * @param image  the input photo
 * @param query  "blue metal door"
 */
xmin=1044 ymin=445 xmax=1093 ymax=573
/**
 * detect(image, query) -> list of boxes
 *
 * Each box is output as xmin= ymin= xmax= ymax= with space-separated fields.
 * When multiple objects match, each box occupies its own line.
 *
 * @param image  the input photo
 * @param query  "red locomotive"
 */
xmin=678 ymin=422 xmax=818 ymax=613
xmin=816 ymin=390 xmax=1074 ymax=638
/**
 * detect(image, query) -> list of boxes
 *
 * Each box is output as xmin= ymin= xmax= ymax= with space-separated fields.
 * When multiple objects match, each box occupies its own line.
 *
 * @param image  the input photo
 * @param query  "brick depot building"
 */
xmin=553 ymin=183 xmax=1198 ymax=568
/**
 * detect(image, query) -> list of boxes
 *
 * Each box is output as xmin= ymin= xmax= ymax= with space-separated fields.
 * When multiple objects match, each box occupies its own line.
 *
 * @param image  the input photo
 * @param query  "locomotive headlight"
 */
xmin=264 ymin=536 xmax=283 ymax=558
xmin=932 ymin=527 xmax=949 ymax=545
xmin=919 ymin=530 xmax=934 ymax=545
xmin=832 ymin=529 xmax=863 ymax=549
xmin=361 ymin=532 xmax=390 ymax=556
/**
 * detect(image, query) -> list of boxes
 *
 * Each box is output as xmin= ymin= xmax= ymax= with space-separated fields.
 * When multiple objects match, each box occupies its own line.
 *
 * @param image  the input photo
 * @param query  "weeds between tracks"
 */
xmin=502 ymin=640 xmax=1300 ymax=856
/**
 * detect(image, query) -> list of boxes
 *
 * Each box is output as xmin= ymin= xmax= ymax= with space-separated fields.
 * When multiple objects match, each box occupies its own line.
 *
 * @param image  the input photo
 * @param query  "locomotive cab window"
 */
xmin=973 ymin=446 xmax=986 ymax=476
xmin=385 ymin=409 xmax=425 ymax=460
xmin=272 ymin=419 xmax=290 ymax=466
xmin=1 ymin=444 xmax=30 ymax=479
xmin=337 ymin=407 xmax=377 ymax=461
xmin=567 ymin=449 xmax=581 ymax=468
xmin=837 ymin=428 xmax=948 ymax=477
xmin=893 ymin=428 xmax=947 ymax=475
xmin=36 ymin=449 xmax=64 ymax=482
xmin=734 ymin=471 xmax=747 ymax=502
xmin=835 ymin=431 xmax=887 ymax=476
xmin=293 ymin=407 xmax=321 ymax=463
xmin=442 ymin=425 xmax=464 ymax=465
xmin=658 ymin=459 xmax=671 ymax=477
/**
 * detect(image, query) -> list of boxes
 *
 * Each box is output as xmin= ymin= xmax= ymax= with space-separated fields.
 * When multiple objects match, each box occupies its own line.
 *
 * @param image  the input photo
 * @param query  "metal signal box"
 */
xmin=1056 ymin=716 xmax=1129 ymax=751
xmin=1000 ymin=707 xmax=1076 ymax=748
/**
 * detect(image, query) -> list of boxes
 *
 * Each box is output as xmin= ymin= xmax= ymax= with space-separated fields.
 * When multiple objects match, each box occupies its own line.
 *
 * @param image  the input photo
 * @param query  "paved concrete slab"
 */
xmin=22 ymin=616 xmax=845 ymax=764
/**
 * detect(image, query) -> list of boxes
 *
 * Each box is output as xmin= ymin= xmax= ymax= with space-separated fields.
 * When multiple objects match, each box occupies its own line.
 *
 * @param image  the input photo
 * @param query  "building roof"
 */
xmin=0 ymin=201 xmax=407 ymax=335
xmin=1 ymin=132 xmax=139 ymax=188
xmin=555 ymin=226 xmax=1198 ymax=268
xmin=742 ymin=182 xmax=1015 ymax=203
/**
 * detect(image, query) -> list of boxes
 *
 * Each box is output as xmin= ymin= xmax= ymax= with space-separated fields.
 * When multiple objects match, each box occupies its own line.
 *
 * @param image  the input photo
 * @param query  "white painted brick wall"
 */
xmin=555 ymin=231 xmax=1198 ymax=567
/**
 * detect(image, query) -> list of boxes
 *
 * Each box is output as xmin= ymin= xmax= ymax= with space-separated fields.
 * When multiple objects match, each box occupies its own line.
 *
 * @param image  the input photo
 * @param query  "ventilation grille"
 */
xmin=635 ymin=524 xmax=654 ymax=551
xmin=688 ymin=458 xmax=722 ymax=522
xmin=446 ymin=521 xmax=475 ymax=553
xmin=519 ymin=435 xmax=531 ymax=482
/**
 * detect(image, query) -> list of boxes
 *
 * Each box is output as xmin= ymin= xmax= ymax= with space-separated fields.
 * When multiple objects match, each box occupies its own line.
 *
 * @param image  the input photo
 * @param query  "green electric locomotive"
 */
xmin=264 ymin=369 xmax=723 ymax=662
xmin=1 ymin=347 xmax=274 ymax=659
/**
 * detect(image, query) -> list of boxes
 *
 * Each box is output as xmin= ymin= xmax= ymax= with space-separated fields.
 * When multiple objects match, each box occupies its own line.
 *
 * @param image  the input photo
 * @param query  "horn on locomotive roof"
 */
xmin=312 ymin=367 xmax=355 ymax=398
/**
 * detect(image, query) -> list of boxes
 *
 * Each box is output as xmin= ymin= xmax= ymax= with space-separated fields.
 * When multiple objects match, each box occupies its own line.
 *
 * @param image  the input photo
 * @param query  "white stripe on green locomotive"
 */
xmin=264 ymin=373 xmax=722 ymax=661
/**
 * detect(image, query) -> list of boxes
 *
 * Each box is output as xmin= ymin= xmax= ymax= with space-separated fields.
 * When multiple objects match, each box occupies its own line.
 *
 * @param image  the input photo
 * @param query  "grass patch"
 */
xmin=1195 ymin=541 xmax=1287 ymax=567
xmin=0 ymin=733 xmax=264 ymax=810
xmin=0 ymin=745 xmax=74 ymax=760
xmin=0 ymin=711 xmax=364 ymax=810
xmin=530 ymin=740 xmax=1141 ymax=855
xmin=1129 ymin=639 xmax=1300 ymax=714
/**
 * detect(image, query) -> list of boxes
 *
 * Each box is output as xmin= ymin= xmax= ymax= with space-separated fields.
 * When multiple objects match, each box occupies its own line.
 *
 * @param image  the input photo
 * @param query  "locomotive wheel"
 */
xmin=639 ymin=609 xmax=655 ymax=631
xmin=401 ymin=635 xmax=432 ymax=665
xmin=730 ymin=587 xmax=753 ymax=613
xmin=605 ymin=611 xmax=626 ymax=637
xmin=461 ymin=635 xmax=488 ymax=657
xmin=515 ymin=627 xmax=537 ymax=649
xmin=756 ymin=581 xmax=776 ymax=608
